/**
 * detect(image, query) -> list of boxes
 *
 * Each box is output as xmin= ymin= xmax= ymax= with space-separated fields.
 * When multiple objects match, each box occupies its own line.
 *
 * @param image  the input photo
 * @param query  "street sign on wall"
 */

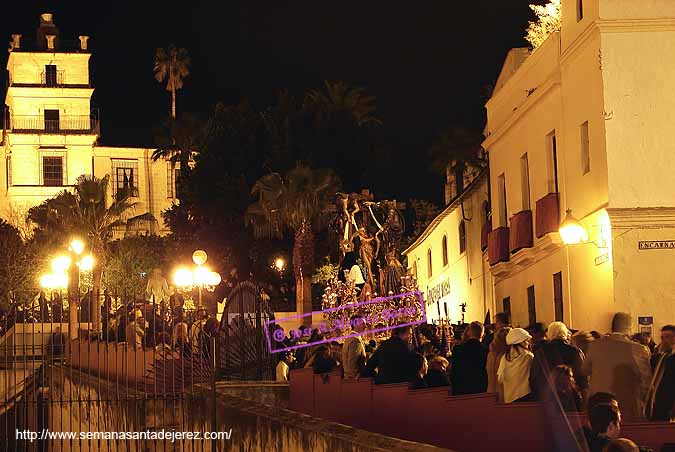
xmin=638 ymin=240 xmax=675 ymax=250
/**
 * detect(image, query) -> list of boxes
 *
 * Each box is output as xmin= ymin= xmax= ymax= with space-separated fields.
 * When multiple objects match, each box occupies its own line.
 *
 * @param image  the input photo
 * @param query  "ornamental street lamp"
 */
xmin=558 ymin=209 xmax=588 ymax=245
xmin=48 ymin=238 xmax=95 ymax=338
xmin=273 ymin=256 xmax=286 ymax=274
xmin=172 ymin=250 xmax=221 ymax=308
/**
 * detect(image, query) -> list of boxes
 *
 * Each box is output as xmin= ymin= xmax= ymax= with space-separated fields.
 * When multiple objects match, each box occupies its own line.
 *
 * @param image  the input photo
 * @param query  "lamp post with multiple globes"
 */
xmin=40 ymin=238 xmax=95 ymax=338
xmin=172 ymin=250 xmax=221 ymax=309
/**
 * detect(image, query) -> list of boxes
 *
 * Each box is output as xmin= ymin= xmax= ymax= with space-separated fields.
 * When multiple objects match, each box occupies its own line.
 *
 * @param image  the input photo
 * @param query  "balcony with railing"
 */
xmin=535 ymin=192 xmax=560 ymax=238
xmin=8 ymin=114 xmax=100 ymax=135
xmin=9 ymin=70 xmax=89 ymax=88
xmin=509 ymin=210 xmax=533 ymax=253
xmin=41 ymin=69 xmax=65 ymax=86
xmin=487 ymin=227 xmax=510 ymax=266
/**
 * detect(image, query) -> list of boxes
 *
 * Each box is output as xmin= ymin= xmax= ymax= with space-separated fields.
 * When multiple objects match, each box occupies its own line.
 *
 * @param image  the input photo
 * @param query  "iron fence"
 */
xmin=0 ymin=282 xmax=276 ymax=451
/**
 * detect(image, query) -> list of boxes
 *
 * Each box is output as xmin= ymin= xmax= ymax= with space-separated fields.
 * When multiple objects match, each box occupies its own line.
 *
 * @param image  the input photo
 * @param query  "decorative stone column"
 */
xmin=78 ymin=35 xmax=89 ymax=51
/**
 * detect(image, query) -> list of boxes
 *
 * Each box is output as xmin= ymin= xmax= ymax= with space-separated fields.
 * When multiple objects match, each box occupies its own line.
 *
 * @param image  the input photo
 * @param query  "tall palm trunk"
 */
xmin=293 ymin=222 xmax=314 ymax=325
xmin=171 ymin=88 xmax=176 ymax=119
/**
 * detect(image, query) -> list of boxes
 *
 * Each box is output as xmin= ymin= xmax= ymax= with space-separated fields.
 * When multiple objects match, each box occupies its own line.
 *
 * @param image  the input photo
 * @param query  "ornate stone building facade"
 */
xmin=1 ymin=13 xmax=176 ymax=234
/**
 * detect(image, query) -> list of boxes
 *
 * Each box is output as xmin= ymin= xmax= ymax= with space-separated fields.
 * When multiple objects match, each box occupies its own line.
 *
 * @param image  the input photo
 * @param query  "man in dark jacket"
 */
xmin=451 ymin=321 xmax=488 ymax=395
xmin=363 ymin=326 xmax=415 ymax=384
xmin=645 ymin=326 xmax=675 ymax=421
xmin=530 ymin=321 xmax=588 ymax=401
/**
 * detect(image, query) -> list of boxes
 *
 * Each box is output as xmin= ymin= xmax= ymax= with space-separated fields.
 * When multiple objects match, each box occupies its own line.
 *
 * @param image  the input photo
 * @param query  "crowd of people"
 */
xmin=0 ymin=268 xmax=222 ymax=361
xmin=275 ymin=311 xmax=674 ymax=451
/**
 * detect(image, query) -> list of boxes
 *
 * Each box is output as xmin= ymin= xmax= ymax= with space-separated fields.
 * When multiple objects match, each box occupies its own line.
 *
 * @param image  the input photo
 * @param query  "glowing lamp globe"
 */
xmin=559 ymin=209 xmax=588 ymax=245
xmin=40 ymin=274 xmax=55 ymax=289
xmin=53 ymin=273 xmax=69 ymax=289
xmin=207 ymin=271 xmax=221 ymax=286
xmin=274 ymin=257 xmax=285 ymax=272
xmin=192 ymin=250 xmax=208 ymax=265
xmin=79 ymin=255 xmax=95 ymax=271
xmin=70 ymin=239 xmax=85 ymax=255
xmin=193 ymin=265 xmax=211 ymax=285
xmin=51 ymin=255 xmax=72 ymax=273
xmin=173 ymin=267 xmax=194 ymax=288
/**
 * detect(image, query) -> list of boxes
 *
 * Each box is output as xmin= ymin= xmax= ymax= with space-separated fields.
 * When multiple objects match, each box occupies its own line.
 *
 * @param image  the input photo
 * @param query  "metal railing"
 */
xmin=9 ymin=114 xmax=100 ymax=135
xmin=39 ymin=70 xmax=66 ymax=86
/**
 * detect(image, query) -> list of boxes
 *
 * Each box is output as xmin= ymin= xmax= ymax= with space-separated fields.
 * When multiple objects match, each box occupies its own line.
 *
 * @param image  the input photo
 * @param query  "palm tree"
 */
xmin=429 ymin=126 xmax=487 ymax=176
xmin=152 ymin=112 xmax=204 ymax=173
xmin=246 ymin=164 xmax=340 ymax=320
xmin=304 ymin=80 xmax=381 ymax=127
xmin=28 ymin=175 xmax=146 ymax=335
xmin=153 ymin=44 xmax=191 ymax=119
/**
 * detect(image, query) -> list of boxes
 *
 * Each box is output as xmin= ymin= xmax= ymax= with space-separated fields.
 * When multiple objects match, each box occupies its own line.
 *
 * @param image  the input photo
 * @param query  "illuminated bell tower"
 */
xmin=2 ymin=13 xmax=97 ymax=214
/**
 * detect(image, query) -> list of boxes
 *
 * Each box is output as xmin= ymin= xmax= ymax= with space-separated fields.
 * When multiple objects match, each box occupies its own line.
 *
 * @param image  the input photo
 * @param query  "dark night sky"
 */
xmin=2 ymin=1 xmax=542 ymax=203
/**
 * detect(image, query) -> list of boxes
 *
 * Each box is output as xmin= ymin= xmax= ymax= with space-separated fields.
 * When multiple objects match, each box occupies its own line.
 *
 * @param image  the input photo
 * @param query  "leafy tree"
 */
xmin=525 ymin=0 xmax=561 ymax=49
xmin=299 ymin=81 xmax=382 ymax=191
xmin=28 ymin=175 xmax=145 ymax=333
xmin=153 ymin=44 xmax=191 ymax=119
xmin=152 ymin=112 xmax=205 ymax=170
xmin=246 ymin=164 xmax=341 ymax=318
xmin=102 ymin=235 xmax=170 ymax=301
xmin=0 ymin=220 xmax=36 ymax=309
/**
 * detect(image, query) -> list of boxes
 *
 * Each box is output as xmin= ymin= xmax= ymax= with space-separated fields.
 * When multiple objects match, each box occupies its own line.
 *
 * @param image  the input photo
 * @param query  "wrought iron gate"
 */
xmin=217 ymin=281 xmax=275 ymax=380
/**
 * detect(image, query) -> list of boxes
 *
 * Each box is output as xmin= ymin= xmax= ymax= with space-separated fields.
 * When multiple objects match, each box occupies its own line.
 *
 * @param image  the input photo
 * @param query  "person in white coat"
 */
xmin=498 ymin=328 xmax=534 ymax=403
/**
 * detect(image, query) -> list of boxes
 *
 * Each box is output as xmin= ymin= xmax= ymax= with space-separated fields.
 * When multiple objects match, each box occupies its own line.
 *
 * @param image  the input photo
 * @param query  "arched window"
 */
xmin=427 ymin=248 xmax=433 ymax=277
xmin=459 ymin=220 xmax=467 ymax=254
xmin=412 ymin=261 xmax=418 ymax=278
xmin=442 ymin=235 xmax=449 ymax=267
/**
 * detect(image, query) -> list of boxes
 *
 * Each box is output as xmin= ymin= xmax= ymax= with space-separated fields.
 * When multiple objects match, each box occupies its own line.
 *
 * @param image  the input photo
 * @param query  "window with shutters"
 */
xmin=112 ymin=159 xmax=139 ymax=199
xmin=42 ymin=156 xmax=64 ymax=186
xmin=6 ymin=156 xmax=11 ymax=188
xmin=527 ymin=285 xmax=537 ymax=326
xmin=547 ymin=131 xmax=559 ymax=193
xmin=45 ymin=64 xmax=57 ymax=86
xmin=502 ymin=297 xmax=511 ymax=319
xmin=167 ymin=162 xmax=177 ymax=198
xmin=580 ymin=121 xmax=590 ymax=175
xmin=427 ymin=248 xmax=433 ymax=278
xmin=553 ymin=272 xmax=564 ymax=322
xmin=520 ymin=153 xmax=531 ymax=210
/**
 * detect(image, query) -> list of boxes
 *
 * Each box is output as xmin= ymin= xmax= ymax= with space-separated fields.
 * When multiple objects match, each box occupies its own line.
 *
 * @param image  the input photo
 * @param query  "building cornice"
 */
xmin=559 ymin=22 xmax=599 ymax=67
xmin=490 ymin=234 xmax=563 ymax=284
xmin=597 ymin=18 xmax=675 ymax=34
xmin=7 ymin=86 xmax=94 ymax=98
xmin=608 ymin=207 xmax=675 ymax=230
xmin=485 ymin=33 xmax=559 ymax=112
xmin=482 ymin=73 xmax=561 ymax=149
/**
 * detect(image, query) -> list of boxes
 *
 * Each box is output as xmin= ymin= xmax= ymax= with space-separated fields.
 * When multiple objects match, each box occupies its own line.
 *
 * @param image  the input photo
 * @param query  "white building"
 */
xmin=483 ymin=0 xmax=675 ymax=335
xmin=1 ymin=13 xmax=176 ymax=234
xmin=403 ymin=169 xmax=493 ymax=325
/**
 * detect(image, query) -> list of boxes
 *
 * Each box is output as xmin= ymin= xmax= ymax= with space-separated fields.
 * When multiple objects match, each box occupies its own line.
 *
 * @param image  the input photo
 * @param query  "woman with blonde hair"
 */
xmin=498 ymin=328 xmax=534 ymax=403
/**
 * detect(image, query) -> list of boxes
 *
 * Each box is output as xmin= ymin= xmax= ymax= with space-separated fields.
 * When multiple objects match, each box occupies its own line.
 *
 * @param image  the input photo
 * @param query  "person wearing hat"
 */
xmin=498 ymin=327 xmax=534 ymax=403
